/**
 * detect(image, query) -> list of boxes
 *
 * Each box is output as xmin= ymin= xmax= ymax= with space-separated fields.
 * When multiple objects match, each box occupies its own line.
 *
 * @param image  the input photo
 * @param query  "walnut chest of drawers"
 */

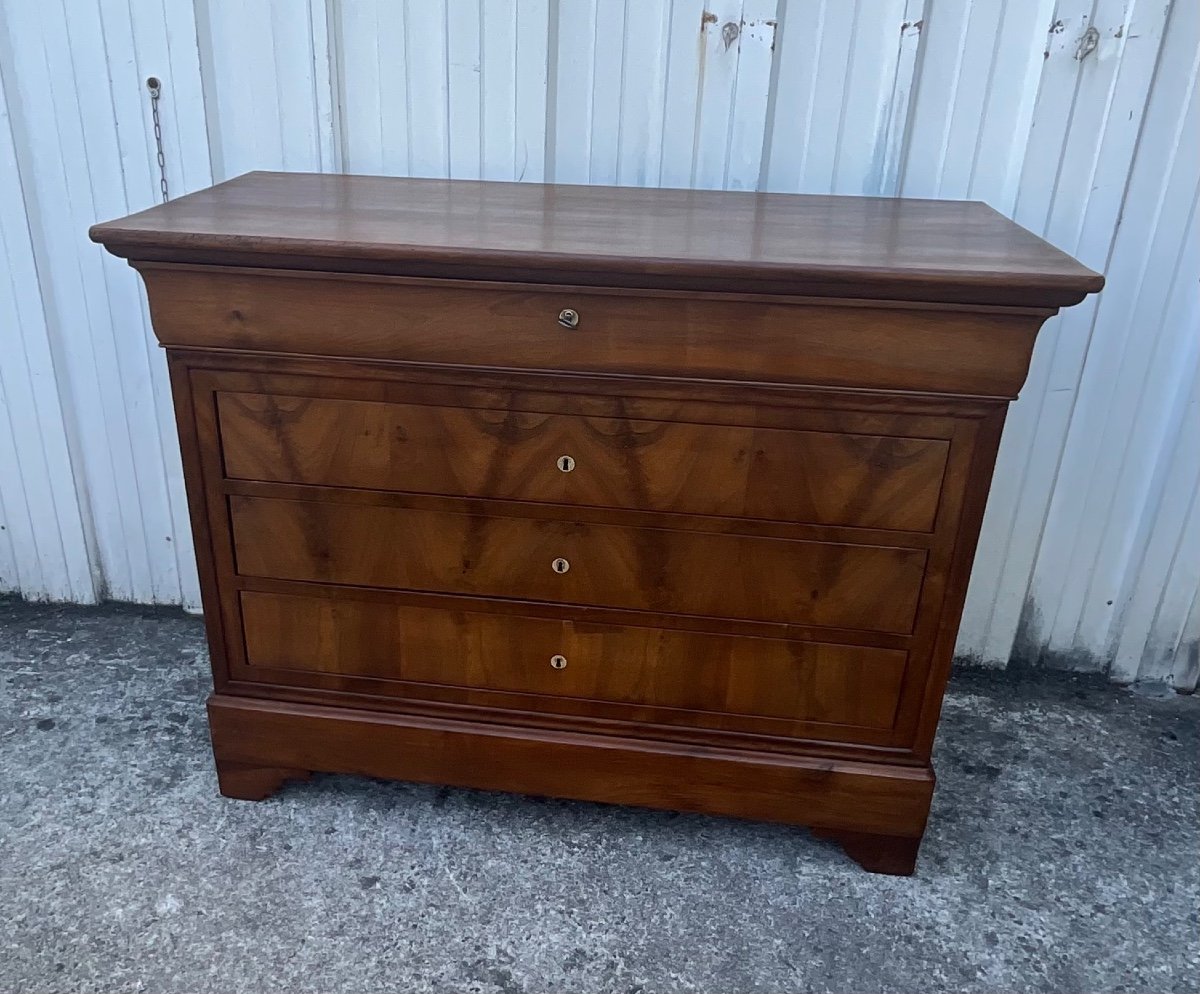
xmin=91 ymin=172 xmax=1102 ymax=874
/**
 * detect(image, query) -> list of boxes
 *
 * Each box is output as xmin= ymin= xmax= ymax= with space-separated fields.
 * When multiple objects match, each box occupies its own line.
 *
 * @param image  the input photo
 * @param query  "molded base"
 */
xmin=207 ymin=693 xmax=933 ymax=873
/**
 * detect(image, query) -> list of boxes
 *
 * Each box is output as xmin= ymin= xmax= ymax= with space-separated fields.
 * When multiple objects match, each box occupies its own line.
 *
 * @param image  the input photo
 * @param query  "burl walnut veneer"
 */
xmin=91 ymin=172 xmax=1102 ymax=874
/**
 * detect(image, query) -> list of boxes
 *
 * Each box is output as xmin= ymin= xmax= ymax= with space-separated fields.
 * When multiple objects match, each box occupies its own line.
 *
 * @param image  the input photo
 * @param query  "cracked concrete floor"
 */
xmin=1 ymin=597 xmax=1197 ymax=993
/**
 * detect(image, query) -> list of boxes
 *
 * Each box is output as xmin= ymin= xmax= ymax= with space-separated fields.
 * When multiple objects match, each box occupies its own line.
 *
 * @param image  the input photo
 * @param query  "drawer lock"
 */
xmin=556 ymin=454 xmax=576 ymax=473
xmin=557 ymin=308 xmax=580 ymax=329
xmin=550 ymin=654 xmax=568 ymax=670
xmin=551 ymin=557 xmax=571 ymax=574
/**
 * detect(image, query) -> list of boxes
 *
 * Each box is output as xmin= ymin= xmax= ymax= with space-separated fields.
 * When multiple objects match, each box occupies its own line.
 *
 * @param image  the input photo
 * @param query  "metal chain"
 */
xmin=146 ymin=77 xmax=169 ymax=203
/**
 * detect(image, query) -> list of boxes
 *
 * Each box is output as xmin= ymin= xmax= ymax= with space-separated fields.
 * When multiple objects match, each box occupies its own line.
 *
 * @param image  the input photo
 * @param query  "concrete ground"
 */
xmin=0 ymin=598 xmax=1196 ymax=994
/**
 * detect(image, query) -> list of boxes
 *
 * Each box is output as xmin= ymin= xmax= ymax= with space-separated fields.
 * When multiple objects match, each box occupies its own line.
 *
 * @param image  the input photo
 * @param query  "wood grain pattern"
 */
xmin=186 ymin=353 xmax=1004 ymax=422
xmin=229 ymin=495 xmax=927 ymax=634
xmin=140 ymin=265 xmax=1046 ymax=398
xmin=90 ymin=172 xmax=1103 ymax=306
xmin=239 ymin=589 xmax=908 ymax=730
xmin=208 ymin=693 xmax=936 ymax=838
xmin=218 ymin=390 xmax=949 ymax=532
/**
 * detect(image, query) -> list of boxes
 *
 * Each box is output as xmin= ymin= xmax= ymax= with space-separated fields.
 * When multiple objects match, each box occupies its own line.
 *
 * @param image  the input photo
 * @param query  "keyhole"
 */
xmin=557 ymin=455 xmax=575 ymax=473
xmin=550 ymin=654 xmax=567 ymax=670
xmin=551 ymin=557 xmax=570 ymax=574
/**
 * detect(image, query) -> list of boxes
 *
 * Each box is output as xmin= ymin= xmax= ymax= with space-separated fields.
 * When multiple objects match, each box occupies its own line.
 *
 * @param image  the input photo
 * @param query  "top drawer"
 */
xmin=217 ymin=391 xmax=949 ymax=532
xmin=141 ymin=267 xmax=1042 ymax=396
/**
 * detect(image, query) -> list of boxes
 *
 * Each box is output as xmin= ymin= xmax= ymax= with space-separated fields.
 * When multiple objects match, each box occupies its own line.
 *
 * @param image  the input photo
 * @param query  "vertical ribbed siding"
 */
xmin=195 ymin=0 xmax=335 ymax=179
xmin=0 ymin=0 xmax=209 ymax=607
xmin=335 ymin=0 xmax=549 ymax=181
xmin=764 ymin=0 xmax=925 ymax=196
xmin=0 ymin=0 xmax=1194 ymax=687
xmin=0 ymin=62 xmax=93 ymax=602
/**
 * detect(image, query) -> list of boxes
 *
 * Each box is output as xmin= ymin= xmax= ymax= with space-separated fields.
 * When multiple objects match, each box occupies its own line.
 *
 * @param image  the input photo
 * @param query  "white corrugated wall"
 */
xmin=0 ymin=0 xmax=1195 ymax=689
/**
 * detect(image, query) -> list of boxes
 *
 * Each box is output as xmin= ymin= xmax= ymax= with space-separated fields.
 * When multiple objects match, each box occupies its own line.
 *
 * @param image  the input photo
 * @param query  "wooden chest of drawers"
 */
xmin=92 ymin=173 xmax=1101 ymax=874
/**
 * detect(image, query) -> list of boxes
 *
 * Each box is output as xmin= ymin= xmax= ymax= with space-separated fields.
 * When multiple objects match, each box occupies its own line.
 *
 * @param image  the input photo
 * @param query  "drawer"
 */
xmin=218 ymin=391 xmax=949 ymax=531
xmin=230 ymin=496 xmax=927 ymax=634
xmin=239 ymin=590 xmax=907 ymax=730
xmin=143 ymin=267 xmax=1042 ymax=396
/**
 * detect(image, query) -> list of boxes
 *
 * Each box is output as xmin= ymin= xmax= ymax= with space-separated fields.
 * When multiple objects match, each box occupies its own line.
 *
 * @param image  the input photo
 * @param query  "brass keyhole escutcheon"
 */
xmin=551 ymin=557 xmax=570 ymax=574
xmin=550 ymin=654 xmax=567 ymax=670
xmin=557 ymin=454 xmax=575 ymax=473
xmin=557 ymin=308 xmax=580 ymax=329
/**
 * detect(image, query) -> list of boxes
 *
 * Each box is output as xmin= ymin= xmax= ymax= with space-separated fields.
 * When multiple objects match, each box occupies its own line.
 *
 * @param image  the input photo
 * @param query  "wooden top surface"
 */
xmin=90 ymin=171 xmax=1103 ymax=307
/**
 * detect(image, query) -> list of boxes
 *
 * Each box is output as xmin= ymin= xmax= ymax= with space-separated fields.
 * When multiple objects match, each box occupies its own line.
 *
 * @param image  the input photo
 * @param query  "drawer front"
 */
xmin=218 ymin=391 xmax=949 ymax=531
xmin=240 ymin=590 xmax=907 ymax=730
xmin=230 ymin=496 xmax=926 ymax=634
xmin=143 ymin=267 xmax=1042 ymax=396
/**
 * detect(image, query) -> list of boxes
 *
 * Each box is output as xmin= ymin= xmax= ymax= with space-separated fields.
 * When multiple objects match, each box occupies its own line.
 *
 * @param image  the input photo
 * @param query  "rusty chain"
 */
xmin=146 ymin=76 xmax=168 ymax=203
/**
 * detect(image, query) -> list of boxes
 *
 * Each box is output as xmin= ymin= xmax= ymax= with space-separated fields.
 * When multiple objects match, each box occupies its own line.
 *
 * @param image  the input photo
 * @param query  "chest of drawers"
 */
xmin=91 ymin=173 xmax=1102 ymax=874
